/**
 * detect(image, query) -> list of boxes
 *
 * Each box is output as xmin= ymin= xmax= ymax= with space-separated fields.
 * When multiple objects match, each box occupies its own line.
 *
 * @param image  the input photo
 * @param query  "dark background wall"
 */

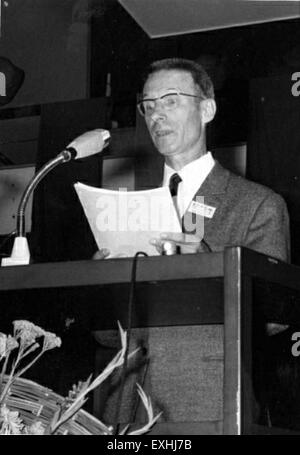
xmin=90 ymin=2 xmax=300 ymax=146
xmin=0 ymin=0 xmax=89 ymax=107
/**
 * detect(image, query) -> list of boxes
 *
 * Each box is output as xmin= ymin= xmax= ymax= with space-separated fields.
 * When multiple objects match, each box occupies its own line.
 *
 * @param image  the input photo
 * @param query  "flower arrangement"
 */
xmin=0 ymin=320 xmax=160 ymax=435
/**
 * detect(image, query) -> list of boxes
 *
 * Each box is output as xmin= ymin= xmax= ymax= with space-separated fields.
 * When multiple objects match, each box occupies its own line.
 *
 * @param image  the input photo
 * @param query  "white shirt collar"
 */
xmin=162 ymin=152 xmax=215 ymax=217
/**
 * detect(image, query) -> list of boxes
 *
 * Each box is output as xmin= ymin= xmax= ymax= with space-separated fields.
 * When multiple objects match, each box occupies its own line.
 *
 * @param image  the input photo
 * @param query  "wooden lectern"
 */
xmin=1 ymin=247 xmax=300 ymax=435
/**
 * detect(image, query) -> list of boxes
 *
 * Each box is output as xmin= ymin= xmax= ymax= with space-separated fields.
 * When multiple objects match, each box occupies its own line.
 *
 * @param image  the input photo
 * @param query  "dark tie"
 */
xmin=169 ymin=173 xmax=182 ymax=221
xmin=169 ymin=173 xmax=182 ymax=197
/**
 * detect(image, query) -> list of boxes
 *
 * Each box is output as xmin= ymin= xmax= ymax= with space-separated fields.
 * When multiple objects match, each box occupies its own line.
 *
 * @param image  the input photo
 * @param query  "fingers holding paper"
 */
xmin=92 ymin=248 xmax=110 ymax=260
xmin=92 ymin=249 xmax=131 ymax=259
xmin=150 ymin=232 xmax=203 ymax=254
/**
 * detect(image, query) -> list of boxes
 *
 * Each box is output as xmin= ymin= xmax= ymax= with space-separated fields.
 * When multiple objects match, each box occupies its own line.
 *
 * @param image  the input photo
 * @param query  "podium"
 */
xmin=1 ymin=247 xmax=300 ymax=435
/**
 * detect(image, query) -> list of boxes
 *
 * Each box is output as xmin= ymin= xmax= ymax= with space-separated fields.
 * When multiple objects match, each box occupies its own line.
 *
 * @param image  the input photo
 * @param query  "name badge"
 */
xmin=189 ymin=201 xmax=216 ymax=219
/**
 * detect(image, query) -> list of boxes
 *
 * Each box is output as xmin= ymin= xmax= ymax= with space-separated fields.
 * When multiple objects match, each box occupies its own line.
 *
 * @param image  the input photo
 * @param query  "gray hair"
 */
xmin=142 ymin=57 xmax=215 ymax=99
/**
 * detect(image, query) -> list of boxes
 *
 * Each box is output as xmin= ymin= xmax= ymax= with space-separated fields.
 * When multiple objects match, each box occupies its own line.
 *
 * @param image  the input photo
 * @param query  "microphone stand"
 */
xmin=1 ymin=149 xmax=74 ymax=266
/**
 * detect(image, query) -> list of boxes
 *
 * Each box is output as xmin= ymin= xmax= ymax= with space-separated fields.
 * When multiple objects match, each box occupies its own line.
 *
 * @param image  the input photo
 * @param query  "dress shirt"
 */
xmin=162 ymin=152 xmax=215 ymax=218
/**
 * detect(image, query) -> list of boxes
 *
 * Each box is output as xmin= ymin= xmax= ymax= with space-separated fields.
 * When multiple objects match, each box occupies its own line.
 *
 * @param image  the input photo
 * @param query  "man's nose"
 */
xmin=150 ymin=102 xmax=167 ymax=122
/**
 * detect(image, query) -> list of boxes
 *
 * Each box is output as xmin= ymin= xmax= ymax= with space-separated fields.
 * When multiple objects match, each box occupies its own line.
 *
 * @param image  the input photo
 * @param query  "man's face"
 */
xmin=142 ymin=69 xmax=208 ymax=165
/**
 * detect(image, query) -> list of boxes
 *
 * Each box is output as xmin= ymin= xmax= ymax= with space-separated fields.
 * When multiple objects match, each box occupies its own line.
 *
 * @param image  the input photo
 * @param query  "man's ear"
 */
xmin=200 ymin=99 xmax=216 ymax=125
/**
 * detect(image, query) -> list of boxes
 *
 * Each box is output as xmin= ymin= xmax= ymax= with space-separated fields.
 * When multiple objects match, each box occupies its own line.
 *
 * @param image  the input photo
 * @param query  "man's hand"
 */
xmin=92 ymin=248 xmax=110 ymax=260
xmin=150 ymin=232 xmax=203 ymax=254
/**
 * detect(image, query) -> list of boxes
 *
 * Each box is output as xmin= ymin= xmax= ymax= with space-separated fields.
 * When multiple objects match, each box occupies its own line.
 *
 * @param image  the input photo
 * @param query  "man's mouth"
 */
xmin=154 ymin=130 xmax=173 ymax=137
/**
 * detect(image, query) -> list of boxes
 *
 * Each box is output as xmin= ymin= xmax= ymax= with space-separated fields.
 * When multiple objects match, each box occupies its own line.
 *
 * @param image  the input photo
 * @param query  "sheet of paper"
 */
xmin=74 ymin=182 xmax=182 ymax=257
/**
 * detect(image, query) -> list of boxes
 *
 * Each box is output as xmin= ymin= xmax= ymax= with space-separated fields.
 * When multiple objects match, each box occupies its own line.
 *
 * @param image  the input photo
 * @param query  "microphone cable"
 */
xmin=201 ymin=238 xmax=212 ymax=252
xmin=113 ymin=251 xmax=148 ymax=434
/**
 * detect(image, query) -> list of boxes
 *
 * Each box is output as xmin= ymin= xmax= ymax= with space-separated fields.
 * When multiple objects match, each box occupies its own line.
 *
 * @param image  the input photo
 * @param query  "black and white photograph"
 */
xmin=1 ymin=0 xmax=300 ymax=441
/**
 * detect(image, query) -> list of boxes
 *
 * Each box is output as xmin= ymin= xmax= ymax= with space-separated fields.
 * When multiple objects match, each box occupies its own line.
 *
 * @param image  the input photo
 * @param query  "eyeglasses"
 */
xmin=137 ymin=90 xmax=203 ymax=117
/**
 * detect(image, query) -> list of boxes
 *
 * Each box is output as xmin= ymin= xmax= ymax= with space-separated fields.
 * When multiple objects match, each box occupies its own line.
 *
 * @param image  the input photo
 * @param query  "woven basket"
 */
xmin=2 ymin=375 xmax=109 ymax=435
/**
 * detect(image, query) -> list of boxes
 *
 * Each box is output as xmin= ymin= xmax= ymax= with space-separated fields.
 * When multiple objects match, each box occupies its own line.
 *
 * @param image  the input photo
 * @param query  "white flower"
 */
xmin=0 ymin=334 xmax=18 ymax=359
xmin=6 ymin=335 xmax=19 ymax=352
xmin=27 ymin=421 xmax=45 ymax=435
xmin=13 ymin=320 xmax=45 ymax=337
xmin=0 ymin=405 xmax=24 ymax=435
xmin=0 ymin=333 xmax=7 ymax=358
xmin=43 ymin=332 xmax=62 ymax=350
xmin=13 ymin=320 xmax=46 ymax=348
xmin=13 ymin=320 xmax=35 ymax=333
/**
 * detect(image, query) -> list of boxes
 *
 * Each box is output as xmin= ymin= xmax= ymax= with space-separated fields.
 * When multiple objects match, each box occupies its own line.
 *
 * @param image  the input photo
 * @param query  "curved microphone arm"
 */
xmin=17 ymin=149 xmax=72 ymax=237
xmin=1 ymin=128 xmax=109 ymax=267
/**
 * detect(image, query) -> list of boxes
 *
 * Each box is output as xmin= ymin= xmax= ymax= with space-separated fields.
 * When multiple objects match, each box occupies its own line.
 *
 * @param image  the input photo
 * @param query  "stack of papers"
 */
xmin=74 ymin=182 xmax=182 ymax=257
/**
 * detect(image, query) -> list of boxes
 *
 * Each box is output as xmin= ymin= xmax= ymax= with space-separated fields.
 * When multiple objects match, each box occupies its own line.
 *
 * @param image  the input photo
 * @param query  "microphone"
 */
xmin=65 ymin=129 xmax=110 ymax=160
xmin=1 ymin=129 xmax=110 ymax=267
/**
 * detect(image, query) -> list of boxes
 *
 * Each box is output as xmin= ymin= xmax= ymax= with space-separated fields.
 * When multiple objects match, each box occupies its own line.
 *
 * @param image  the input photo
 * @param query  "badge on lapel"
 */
xmin=188 ymin=200 xmax=216 ymax=219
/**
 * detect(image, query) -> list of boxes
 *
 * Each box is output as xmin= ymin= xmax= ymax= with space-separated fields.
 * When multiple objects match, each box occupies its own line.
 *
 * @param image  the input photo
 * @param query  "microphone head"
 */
xmin=66 ymin=129 xmax=110 ymax=160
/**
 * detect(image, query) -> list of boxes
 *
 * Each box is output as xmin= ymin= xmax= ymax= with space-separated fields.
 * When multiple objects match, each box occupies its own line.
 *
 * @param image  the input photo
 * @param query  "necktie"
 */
xmin=169 ymin=173 xmax=182 ymax=197
xmin=169 ymin=173 xmax=182 ymax=218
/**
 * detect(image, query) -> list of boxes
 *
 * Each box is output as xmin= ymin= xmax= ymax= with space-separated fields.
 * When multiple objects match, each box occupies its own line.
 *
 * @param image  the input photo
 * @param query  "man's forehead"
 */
xmin=143 ymin=69 xmax=195 ymax=96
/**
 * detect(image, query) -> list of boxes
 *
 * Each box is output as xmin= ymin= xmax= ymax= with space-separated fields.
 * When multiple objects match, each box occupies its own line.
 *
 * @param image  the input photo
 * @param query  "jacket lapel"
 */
xmin=194 ymin=160 xmax=230 ymax=197
xmin=182 ymin=161 xmax=231 ymax=239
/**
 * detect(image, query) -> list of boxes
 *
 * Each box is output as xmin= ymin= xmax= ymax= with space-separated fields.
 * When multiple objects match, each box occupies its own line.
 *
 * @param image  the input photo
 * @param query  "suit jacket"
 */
xmin=179 ymin=161 xmax=290 ymax=262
